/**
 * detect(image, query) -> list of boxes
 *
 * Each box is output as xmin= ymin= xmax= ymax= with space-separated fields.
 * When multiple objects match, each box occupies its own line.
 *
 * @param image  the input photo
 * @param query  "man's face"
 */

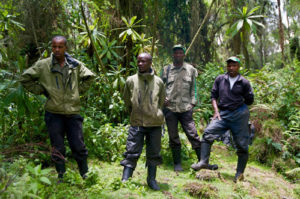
xmin=227 ymin=61 xmax=240 ymax=77
xmin=52 ymin=38 xmax=67 ymax=60
xmin=137 ymin=54 xmax=151 ymax=73
xmin=173 ymin=49 xmax=185 ymax=63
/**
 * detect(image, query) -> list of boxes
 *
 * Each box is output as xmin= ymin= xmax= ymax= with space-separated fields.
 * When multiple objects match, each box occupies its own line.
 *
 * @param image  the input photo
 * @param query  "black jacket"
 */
xmin=211 ymin=73 xmax=254 ymax=111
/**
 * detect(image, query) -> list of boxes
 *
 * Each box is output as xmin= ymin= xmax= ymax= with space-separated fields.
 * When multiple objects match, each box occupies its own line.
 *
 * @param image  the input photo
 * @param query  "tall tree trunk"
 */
xmin=229 ymin=0 xmax=244 ymax=56
xmin=277 ymin=0 xmax=285 ymax=62
xmin=151 ymin=0 xmax=158 ymax=57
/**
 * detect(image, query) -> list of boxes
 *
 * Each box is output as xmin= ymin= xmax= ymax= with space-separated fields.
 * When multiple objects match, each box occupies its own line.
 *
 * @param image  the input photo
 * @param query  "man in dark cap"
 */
xmin=191 ymin=56 xmax=254 ymax=183
xmin=161 ymin=45 xmax=217 ymax=172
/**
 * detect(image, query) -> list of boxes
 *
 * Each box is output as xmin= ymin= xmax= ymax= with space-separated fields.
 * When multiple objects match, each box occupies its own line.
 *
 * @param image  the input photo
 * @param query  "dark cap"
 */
xmin=226 ymin=56 xmax=240 ymax=64
xmin=172 ymin=44 xmax=186 ymax=53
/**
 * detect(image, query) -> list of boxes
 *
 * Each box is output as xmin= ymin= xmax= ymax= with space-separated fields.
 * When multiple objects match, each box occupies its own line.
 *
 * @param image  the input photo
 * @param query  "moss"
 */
xmin=195 ymin=170 xmax=221 ymax=181
xmin=285 ymin=167 xmax=300 ymax=182
xmin=184 ymin=182 xmax=219 ymax=199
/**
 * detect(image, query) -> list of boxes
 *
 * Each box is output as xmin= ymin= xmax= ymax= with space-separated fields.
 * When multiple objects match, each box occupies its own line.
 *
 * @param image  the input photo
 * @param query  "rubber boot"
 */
xmin=234 ymin=153 xmax=248 ymax=183
xmin=191 ymin=142 xmax=215 ymax=171
xmin=194 ymin=148 xmax=218 ymax=170
xmin=122 ymin=166 xmax=134 ymax=182
xmin=77 ymin=158 xmax=88 ymax=179
xmin=171 ymin=147 xmax=183 ymax=172
xmin=147 ymin=165 xmax=160 ymax=191
xmin=55 ymin=163 xmax=65 ymax=184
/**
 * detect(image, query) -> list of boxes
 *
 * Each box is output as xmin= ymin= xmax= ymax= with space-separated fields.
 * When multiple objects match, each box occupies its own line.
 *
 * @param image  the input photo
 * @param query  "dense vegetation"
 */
xmin=0 ymin=0 xmax=299 ymax=198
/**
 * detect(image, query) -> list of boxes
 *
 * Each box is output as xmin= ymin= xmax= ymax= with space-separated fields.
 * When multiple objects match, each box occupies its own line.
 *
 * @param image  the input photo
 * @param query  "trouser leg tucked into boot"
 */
xmin=77 ymin=158 xmax=88 ymax=179
xmin=191 ymin=142 xmax=216 ymax=171
xmin=147 ymin=165 xmax=160 ymax=191
xmin=122 ymin=166 xmax=134 ymax=182
xmin=194 ymin=148 xmax=218 ymax=170
xmin=55 ymin=163 xmax=65 ymax=184
xmin=171 ymin=147 xmax=183 ymax=172
xmin=234 ymin=153 xmax=248 ymax=183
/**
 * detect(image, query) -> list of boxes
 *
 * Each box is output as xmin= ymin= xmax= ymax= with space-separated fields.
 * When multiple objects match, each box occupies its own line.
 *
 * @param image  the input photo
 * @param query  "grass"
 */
xmin=37 ymin=143 xmax=299 ymax=199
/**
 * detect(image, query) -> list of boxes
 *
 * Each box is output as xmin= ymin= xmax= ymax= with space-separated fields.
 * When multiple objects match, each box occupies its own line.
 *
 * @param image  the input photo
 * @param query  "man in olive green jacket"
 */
xmin=120 ymin=53 xmax=165 ymax=191
xmin=20 ymin=36 xmax=95 ymax=182
xmin=161 ymin=45 xmax=217 ymax=172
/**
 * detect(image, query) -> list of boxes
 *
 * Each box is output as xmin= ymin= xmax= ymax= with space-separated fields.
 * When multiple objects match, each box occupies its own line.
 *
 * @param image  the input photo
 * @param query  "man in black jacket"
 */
xmin=191 ymin=56 xmax=254 ymax=183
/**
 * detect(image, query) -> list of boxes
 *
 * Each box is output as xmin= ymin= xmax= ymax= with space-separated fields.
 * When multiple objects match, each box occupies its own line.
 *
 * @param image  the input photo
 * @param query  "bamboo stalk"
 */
xmin=186 ymin=0 xmax=216 ymax=55
xmin=80 ymin=0 xmax=105 ymax=73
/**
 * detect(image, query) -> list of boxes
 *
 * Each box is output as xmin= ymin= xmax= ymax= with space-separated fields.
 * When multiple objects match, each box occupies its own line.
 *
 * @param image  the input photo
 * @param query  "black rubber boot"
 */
xmin=77 ymin=159 xmax=88 ymax=179
xmin=122 ymin=166 xmax=134 ymax=182
xmin=194 ymin=148 xmax=218 ymax=170
xmin=234 ymin=153 xmax=248 ymax=183
xmin=55 ymin=163 xmax=65 ymax=184
xmin=171 ymin=147 xmax=183 ymax=172
xmin=191 ymin=142 xmax=216 ymax=171
xmin=147 ymin=165 xmax=160 ymax=191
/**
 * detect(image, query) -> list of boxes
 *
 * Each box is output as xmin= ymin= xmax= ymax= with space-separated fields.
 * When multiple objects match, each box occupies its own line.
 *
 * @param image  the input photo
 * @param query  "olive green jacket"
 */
xmin=123 ymin=69 xmax=165 ymax=127
xmin=20 ymin=54 xmax=95 ymax=115
xmin=161 ymin=62 xmax=198 ymax=113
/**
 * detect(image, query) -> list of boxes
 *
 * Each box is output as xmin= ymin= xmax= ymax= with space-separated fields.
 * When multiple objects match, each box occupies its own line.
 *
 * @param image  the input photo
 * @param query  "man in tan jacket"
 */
xmin=161 ymin=45 xmax=217 ymax=171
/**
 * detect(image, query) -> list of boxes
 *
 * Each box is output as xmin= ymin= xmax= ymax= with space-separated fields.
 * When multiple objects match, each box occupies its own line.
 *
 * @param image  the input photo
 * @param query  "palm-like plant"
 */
xmin=227 ymin=6 xmax=265 ymax=69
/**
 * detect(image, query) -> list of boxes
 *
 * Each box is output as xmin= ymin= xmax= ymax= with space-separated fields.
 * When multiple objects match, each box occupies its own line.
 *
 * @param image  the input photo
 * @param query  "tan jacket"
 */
xmin=123 ymin=69 xmax=165 ymax=127
xmin=161 ymin=62 xmax=198 ymax=113
xmin=20 ymin=54 xmax=95 ymax=115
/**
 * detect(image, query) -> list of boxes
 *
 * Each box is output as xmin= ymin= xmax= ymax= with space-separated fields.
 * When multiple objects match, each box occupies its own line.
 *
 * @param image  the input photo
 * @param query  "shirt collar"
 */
xmin=170 ymin=62 xmax=187 ymax=70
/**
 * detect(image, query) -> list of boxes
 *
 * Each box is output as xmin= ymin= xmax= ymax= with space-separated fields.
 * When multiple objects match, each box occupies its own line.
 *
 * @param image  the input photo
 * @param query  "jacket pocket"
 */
xmin=166 ymin=76 xmax=175 ymax=86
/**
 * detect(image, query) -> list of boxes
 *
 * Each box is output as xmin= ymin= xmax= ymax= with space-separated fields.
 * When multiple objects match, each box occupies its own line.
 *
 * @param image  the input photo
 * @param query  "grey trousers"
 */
xmin=120 ymin=126 xmax=162 ymax=169
xmin=164 ymin=108 xmax=201 ymax=149
xmin=202 ymin=104 xmax=250 ymax=155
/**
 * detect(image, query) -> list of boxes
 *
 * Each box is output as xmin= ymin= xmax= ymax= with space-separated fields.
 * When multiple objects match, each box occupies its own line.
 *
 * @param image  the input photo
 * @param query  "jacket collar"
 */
xmin=138 ymin=68 xmax=154 ymax=81
xmin=51 ymin=53 xmax=79 ymax=68
xmin=225 ymin=72 xmax=241 ymax=81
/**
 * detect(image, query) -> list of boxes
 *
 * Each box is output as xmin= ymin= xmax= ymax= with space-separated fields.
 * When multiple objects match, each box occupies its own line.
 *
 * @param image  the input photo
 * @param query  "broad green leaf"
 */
xmin=39 ymin=177 xmax=51 ymax=185
xmin=242 ymin=6 xmax=248 ymax=15
xmin=252 ymin=20 xmax=265 ymax=28
xmin=129 ymin=16 xmax=137 ymax=26
xmin=236 ymin=20 xmax=244 ymax=32
xmin=248 ymin=6 xmax=260 ymax=16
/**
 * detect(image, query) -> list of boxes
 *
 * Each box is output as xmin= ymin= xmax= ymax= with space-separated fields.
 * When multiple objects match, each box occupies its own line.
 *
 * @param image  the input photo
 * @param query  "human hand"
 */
xmin=212 ymin=111 xmax=221 ymax=120
xmin=164 ymin=98 xmax=170 ymax=106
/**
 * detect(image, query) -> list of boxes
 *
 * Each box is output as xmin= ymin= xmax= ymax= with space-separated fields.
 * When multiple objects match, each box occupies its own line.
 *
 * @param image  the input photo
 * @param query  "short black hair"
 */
xmin=52 ymin=35 xmax=67 ymax=46
xmin=138 ymin=52 xmax=152 ymax=62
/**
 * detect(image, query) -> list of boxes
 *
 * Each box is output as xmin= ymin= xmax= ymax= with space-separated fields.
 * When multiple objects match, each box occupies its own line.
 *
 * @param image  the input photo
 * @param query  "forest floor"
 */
xmin=47 ymin=144 xmax=300 ymax=199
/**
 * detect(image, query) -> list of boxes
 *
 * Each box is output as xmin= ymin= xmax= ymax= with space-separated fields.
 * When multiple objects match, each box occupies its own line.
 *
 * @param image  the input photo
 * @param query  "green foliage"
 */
xmin=0 ymin=158 xmax=52 ymax=198
xmin=84 ymin=123 xmax=128 ymax=162
xmin=194 ymin=62 xmax=224 ymax=124
xmin=227 ymin=6 xmax=264 ymax=38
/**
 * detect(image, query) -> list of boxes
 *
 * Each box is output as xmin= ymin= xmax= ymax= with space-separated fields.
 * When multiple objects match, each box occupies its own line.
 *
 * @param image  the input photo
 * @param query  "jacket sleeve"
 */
xmin=191 ymin=69 xmax=198 ymax=105
xmin=243 ymin=80 xmax=254 ymax=105
xmin=78 ymin=63 xmax=96 ymax=94
xmin=19 ymin=61 xmax=47 ymax=95
xmin=211 ymin=76 xmax=220 ymax=100
xmin=123 ymin=79 xmax=132 ymax=111
xmin=159 ymin=82 xmax=166 ymax=109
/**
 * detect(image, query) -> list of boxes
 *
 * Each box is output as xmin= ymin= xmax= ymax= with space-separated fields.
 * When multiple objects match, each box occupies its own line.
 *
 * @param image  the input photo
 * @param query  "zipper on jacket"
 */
xmin=69 ymin=76 xmax=72 ymax=90
xmin=55 ymin=76 xmax=60 ymax=89
xmin=150 ymin=91 xmax=153 ymax=105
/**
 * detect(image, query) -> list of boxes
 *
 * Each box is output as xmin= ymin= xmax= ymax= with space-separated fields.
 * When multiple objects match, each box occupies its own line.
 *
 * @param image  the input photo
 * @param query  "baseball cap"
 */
xmin=226 ymin=56 xmax=241 ymax=64
xmin=172 ymin=44 xmax=186 ymax=54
